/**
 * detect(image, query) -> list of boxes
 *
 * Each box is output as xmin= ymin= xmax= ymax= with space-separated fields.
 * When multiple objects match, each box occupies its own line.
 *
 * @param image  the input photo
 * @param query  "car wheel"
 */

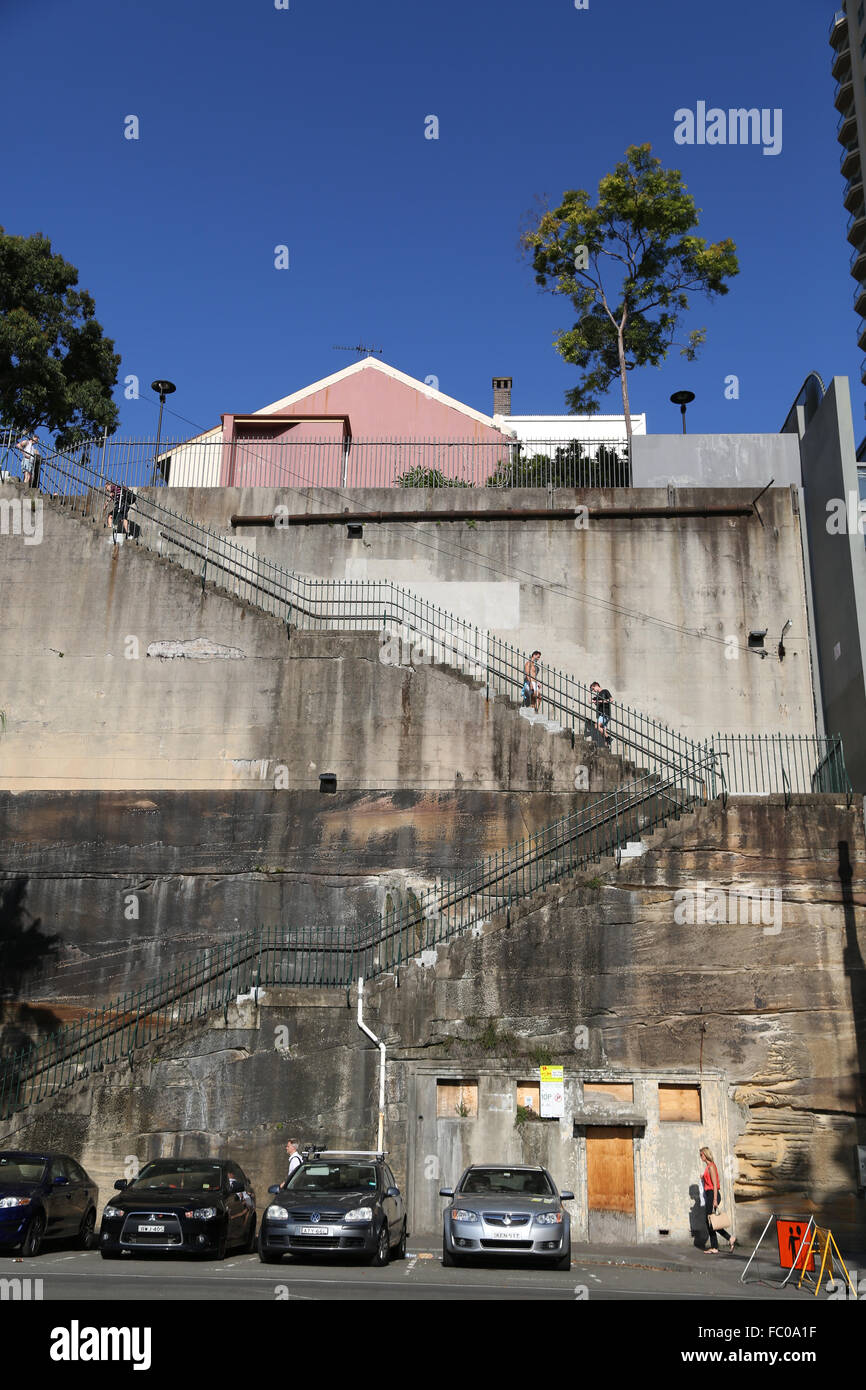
xmin=216 ymin=1232 xmax=227 ymax=1260
xmin=77 ymin=1208 xmax=97 ymax=1251
xmin=100 ymin=1249 xmax=122 ymax=1260
xmin=393 ymin=1221 xmax=407 ymax=1260
xmin=22 ymin=1214 xmax=45 ymax=1258
xmin=552 ymin=1247 xmax=572 ymax=1271
xmin=370 ymin=1222 xmax=390 ymax=1267
xmin=258 ymin=1231 xmax=283 ymax=1264
xmin=243 ymin=1216 xmax=257 ymax=1254
xmin=442 ymin=1239 xmax=459 ymax=1268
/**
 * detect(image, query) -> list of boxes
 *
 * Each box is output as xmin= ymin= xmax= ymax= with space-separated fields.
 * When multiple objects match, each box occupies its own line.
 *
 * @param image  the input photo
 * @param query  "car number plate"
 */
xmin=487 ymin=1230 xmax=524 ymax=1240
xmin=299 ymin=1225 xmax=331 ymax=1236
xmin=140 ymin=1224 xmax=165 ymax=1233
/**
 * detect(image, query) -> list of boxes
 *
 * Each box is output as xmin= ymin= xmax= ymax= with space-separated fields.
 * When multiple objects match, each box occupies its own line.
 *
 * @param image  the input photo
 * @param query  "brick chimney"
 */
xmin=492 ymin=376 xmax=512 ymax=416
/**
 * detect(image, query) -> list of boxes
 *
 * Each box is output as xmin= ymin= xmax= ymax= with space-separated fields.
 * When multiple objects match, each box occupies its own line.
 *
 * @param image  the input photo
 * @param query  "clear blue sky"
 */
xmin=1 ymin=0 xmax=855 ymax=440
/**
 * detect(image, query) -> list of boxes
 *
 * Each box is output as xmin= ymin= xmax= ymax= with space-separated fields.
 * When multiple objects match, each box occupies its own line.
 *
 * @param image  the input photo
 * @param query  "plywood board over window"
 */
xmin=584 ymin=1082 xmax=634 ymax=1103
xmin=658 ymin=1083 xmax=702 ymax=1122
xmin=516 ymin=1081 xmax=541 ymax=1112
xmin=436 ymin=1080 xmax=478 ymax=1119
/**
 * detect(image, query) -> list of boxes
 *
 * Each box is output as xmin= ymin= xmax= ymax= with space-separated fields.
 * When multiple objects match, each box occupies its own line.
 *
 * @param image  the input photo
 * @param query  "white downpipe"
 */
xmin=357 ymin=977 xmax=386 ymax=1153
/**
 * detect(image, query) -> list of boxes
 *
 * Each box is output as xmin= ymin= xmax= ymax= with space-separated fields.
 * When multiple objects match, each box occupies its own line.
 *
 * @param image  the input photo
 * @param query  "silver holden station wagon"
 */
xmin=440 ymin=1164 xmax=573 ymax=1269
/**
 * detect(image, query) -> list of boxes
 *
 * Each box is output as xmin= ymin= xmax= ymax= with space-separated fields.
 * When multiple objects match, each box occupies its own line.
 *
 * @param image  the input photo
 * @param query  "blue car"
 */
xmin=0 ymin=1151 xmax=99 ymax=1257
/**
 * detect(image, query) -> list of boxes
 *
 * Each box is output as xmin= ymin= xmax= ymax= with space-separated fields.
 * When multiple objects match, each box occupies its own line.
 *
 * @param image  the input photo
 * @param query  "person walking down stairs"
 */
xmin=523 ymin=651 xmax=542 ymax=711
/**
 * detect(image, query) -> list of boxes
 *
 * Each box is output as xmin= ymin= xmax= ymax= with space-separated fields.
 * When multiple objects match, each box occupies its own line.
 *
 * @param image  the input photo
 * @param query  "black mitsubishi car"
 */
xmin=258 ymin=1150 xmax=407 ymax=1266
xmin=99 ymin=1158 xmax=256 ymax=1259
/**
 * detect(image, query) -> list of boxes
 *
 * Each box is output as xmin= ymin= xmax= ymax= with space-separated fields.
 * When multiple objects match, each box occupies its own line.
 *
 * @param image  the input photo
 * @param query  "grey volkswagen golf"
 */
xmin=440 ymin=1164 xmax=573 ymax=1269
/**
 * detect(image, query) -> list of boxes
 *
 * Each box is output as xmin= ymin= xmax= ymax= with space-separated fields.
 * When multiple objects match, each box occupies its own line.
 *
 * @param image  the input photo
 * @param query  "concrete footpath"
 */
xmin=410 ymin=1232 xmax=866 ymax=1281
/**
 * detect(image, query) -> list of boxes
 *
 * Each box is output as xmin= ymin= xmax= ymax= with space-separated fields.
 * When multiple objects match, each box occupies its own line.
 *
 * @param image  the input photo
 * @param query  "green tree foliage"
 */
xmin=486 ymin=442 xmax=628 ymax=488
xmin=521 ymin=145 xmax=739 ymax=442
xmin=0 ymin=227 xmax=120 ymax=447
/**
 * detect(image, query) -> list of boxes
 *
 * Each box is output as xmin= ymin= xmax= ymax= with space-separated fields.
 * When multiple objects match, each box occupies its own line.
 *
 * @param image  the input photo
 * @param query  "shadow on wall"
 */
xmin=0 ymin=878 xmax=62 ymax=1049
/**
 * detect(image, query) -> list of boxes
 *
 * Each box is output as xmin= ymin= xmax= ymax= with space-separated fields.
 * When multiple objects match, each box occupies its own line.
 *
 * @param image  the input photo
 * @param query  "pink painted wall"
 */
xmin=218 ymin=364 xmax=513 ymax=487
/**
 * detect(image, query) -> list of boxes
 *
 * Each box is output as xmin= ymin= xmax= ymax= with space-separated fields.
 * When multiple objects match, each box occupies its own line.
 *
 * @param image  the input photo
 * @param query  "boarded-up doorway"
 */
xmin=585 ymin=1126 xmax=636 ymax=1242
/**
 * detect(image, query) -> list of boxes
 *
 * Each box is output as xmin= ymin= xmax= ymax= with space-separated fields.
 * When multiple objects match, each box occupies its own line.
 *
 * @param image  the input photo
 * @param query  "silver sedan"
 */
xmin=440 ymin=1164 xmax=573 ymax=1269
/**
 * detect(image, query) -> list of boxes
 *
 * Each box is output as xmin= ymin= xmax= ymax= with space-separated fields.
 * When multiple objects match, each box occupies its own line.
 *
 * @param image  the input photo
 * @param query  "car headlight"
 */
xmin=101 ymin=1206 xmax=124 ymax=1219
xmin=344 ymin=1208 xmax=374 ymax=1223
xmin=450 ymin=1208 xmax=479 ymax=1223
xmin=266 ymin=1205 xmax=288 ymax=1221
xmin=189 ymin=1208 xmax=218 ymax=1221
xmin=0 ymin=1196 xmax=31 ymax=1208
xmin=536 ymin=1212 xmax=563 ymax=1225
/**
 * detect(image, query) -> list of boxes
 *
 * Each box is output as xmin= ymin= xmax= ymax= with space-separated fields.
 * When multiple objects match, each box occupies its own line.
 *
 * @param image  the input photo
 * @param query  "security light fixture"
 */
xmin=319 ymin=772 xmax=337 ymax=793
xmin=347 ymin=523 xmax=363 ymax=539
xmin=748 ymin=628 xmax=768 ymax=658
xmin=778 ymin=618 xmax=792 ymax=662
xmin=670 ymin=390 xmax=695 ymax=434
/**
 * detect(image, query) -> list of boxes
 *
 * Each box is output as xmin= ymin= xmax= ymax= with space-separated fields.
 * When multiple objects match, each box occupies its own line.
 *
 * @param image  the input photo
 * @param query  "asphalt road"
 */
xmin=0 ymin=1243 xmax=831 ymax=1302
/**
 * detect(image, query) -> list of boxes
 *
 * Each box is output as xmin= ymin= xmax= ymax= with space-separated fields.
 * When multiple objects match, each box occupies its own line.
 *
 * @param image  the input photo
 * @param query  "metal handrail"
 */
xmin=0 ymin=432 xmax=854 ymax=1117
xmin=0 ymin=770 xmax=704 ymax=1117
xmin=1 ymin=432 xmax=852 ymax=799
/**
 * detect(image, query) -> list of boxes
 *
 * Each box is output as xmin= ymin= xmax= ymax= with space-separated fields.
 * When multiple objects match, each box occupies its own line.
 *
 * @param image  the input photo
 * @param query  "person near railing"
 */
xmin=103 ymin=481 xmax=137 ymax=537
xmin=523 ymin=650 xmax=542 ymax=711
xmin=17 ymin=436 xmax=41 ymax=490
xmin=590 ymin=681 xmax=613 ymax=749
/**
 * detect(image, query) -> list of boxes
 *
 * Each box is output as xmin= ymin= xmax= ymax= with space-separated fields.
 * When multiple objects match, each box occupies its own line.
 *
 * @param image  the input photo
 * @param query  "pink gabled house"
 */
xmin=168 ymin=358 xmax=515 ymax=489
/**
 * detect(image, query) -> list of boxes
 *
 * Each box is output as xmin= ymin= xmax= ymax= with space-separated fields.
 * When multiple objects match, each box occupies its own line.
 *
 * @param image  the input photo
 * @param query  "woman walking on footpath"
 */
xmin=700 ymin=1145 xmax=735 ymax=1253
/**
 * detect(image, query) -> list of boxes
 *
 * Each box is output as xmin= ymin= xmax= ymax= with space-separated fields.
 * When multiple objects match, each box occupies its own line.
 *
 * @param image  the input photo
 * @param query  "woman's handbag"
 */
xmin=709 ymin=1210 xmax=731 ymax=1230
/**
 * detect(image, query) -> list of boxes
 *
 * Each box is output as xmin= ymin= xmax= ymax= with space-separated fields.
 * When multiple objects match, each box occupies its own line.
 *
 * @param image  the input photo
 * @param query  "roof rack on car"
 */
xmin=307 ymin=1149 xmax=387 ymax=1160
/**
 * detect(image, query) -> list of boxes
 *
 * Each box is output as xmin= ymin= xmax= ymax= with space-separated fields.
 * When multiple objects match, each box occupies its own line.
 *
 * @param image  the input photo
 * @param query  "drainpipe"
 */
xmin=357 ymin=978 xmax=386 ymax=1153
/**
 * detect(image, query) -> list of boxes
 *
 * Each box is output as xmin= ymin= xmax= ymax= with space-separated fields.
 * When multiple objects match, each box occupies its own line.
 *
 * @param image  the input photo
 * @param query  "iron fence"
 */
xmin=0 ymin=926 xmax=351 ymax=1118
xmin=0 ymin=426 xmax=631 ymax=491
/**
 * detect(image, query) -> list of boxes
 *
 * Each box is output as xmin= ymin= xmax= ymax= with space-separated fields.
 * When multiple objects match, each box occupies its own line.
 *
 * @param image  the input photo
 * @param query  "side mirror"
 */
xmin=560 ymin=1191 xmax=574 ymax=1201
xmin=268 ymin=1185 xmax=281 ymax=1195
xmin=229 ymin=1179 xmax=244 ymax=1194
xmin=439 ymin=1187 xmax=454 ymax=1198
xmin=386 ymin=1186 xmax=400 ymax=1198
xmin=114 ymin=1179 xmax=128 ymax=1190
xmin=53 ymin=1175 xmax=69 ymax=1186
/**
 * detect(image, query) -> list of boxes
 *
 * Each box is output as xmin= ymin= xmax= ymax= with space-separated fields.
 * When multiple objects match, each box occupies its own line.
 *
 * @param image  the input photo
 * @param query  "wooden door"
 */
xmin=585 ymin=1127 xmax=636 ymax=1240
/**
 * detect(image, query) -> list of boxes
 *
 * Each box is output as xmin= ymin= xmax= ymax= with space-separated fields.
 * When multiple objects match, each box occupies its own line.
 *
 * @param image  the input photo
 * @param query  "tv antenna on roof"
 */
xmin=332 ymin=343 xmax=384 ymax=358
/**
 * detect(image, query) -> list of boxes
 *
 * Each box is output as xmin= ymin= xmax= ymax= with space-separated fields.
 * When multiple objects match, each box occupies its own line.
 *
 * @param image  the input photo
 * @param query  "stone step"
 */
xmin=619 ymin=840 xmax=648 ymax=859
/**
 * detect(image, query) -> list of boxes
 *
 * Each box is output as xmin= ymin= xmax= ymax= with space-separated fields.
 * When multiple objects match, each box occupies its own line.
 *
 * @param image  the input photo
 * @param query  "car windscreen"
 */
xmin=128 ymin=1163 xmax=223 ymax=1192
xmin=0 ymin=1156 xmax=46 ymax=1184
xmin=459 ymin=1169 xmax=555 ymax=1196
xmin=286 ymin=1164 xmax=378 ymax=1192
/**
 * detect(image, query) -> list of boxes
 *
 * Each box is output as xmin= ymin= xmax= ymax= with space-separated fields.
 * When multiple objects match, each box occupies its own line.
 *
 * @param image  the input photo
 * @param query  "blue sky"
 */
xmin=1 ymin=0 xmax=855 ymax=439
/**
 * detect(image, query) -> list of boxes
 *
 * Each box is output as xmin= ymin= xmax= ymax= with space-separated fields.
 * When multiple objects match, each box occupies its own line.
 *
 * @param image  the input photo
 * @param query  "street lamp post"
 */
xmin=670 ymin=390 xmax=695 ymax=434
xmin=150 ymin=379 xmax=176 ymax=484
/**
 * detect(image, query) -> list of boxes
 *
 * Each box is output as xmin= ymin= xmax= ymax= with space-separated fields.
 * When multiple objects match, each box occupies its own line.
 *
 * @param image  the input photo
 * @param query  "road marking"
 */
xmin=405 ymin=1256 xmax=418 ymax=1276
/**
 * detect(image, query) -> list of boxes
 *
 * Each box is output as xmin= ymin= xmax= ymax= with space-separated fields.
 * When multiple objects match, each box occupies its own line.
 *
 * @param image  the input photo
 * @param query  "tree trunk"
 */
xmin=617 ymin=326 xmax=632 ymax=451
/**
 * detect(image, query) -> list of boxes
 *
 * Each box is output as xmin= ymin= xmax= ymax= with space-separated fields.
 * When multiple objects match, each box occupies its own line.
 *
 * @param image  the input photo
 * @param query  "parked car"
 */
xmin=258 ymin=1150 xmax=407 ymax=1266
xmin=0 ymin=1150 xmax=99 ymax=1257
xmin=98 ymin=1158 xmax=255 ymax=1259
xmin=440 ymin=1164 xmax=573 ymax=1269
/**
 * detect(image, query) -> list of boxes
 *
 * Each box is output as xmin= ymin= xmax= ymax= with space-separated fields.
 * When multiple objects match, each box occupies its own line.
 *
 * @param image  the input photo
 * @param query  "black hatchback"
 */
xmin=259 ymin=1151 xmax=407 ymax=1266
xmin=99 ymin=1158 xmax=256 ymax=1259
